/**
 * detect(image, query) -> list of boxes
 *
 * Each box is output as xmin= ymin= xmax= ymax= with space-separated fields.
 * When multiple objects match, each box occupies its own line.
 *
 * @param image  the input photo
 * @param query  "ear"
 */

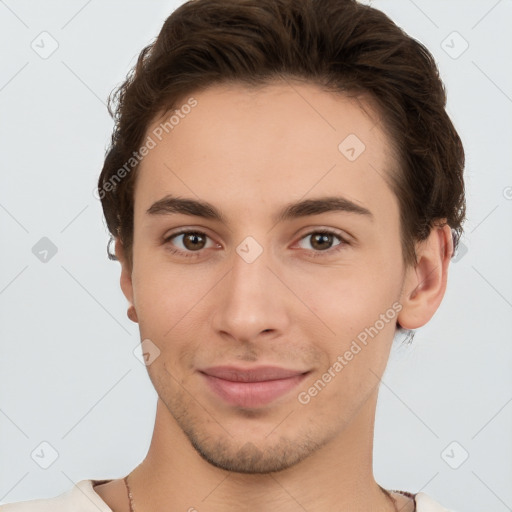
xmin=115 ymin=238 xmax=138 ymax=323
xmin=397 ymin=222 xmax=453 ymax=330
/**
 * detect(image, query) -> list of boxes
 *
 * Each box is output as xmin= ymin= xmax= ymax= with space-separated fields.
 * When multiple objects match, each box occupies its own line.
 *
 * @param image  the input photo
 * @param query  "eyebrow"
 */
xmin=146 ymin=194 xmax=373 ymax=223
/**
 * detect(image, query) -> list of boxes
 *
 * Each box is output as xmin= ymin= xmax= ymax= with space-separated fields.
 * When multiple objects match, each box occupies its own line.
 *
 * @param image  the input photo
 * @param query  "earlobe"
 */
xmin=115 ymin=238 xmax=138 ymax=323
xmin=397 ymin=223 xmax=453 ymax=330
xmin=127 ymin=304 xmax=139 ymax=323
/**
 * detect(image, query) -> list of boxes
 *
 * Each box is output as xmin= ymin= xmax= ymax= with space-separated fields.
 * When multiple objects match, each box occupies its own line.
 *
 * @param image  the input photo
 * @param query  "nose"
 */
xmin=211 ymin=240 xmax=291 ymax=344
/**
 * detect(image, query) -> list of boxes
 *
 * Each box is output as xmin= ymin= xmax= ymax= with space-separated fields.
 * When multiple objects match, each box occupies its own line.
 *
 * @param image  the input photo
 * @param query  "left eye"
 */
xmin=297 ymin=231 xmax=345 ymax=252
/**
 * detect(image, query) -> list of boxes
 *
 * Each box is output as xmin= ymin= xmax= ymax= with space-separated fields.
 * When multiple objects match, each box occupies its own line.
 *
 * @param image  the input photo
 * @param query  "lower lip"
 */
xmin=201 ymin=372 xmax=309 ymax=408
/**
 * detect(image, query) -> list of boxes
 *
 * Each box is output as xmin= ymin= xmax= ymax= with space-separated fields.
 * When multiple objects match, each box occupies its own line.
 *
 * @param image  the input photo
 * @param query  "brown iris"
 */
xmin=182 ymin=232 xmax=207 ymax=251
xmin=309 ymin=232 xmax=335 ymax=251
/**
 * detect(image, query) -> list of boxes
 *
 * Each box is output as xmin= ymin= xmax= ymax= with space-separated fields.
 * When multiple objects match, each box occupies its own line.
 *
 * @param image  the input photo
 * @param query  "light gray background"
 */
xmin=1 ymin=1 xmax=511 ymax=511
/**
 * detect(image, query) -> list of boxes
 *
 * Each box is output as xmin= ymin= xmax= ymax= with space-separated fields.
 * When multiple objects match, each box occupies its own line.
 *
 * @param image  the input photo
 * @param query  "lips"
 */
xmin=201 ymin=366 xmax=307 ymax=382
xmin=199 ymin=366 xmax=309 ymax=408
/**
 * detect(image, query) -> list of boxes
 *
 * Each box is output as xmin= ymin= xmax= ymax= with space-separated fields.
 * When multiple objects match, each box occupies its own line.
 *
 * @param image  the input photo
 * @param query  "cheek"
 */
xmin=298 ymin=271 xmax=400 ymax=413
xmin=131 ymin=268 xmax=206 ymax=384
xmin=131 ymin=257 xmax=215 ymax=343
xmin=295 ymin=256 xmax=403 ymax=401
xmin=302 ymin=260 xmax=402 ymax=342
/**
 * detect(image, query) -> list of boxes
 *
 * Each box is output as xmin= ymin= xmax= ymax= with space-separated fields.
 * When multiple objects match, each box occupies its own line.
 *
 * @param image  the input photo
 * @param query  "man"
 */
xmin=2 ymin=0 xmax=464 ymax=510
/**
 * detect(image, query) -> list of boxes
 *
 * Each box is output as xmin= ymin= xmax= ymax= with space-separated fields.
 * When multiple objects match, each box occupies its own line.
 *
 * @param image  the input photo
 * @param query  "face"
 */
xmin=121 ymin=82 xmax=408 ymax=473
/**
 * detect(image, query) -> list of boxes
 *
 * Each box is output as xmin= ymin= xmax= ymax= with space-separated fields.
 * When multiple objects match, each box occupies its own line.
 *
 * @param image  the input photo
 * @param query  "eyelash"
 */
xmin=163 ymin=229 xmax=349 ymax=259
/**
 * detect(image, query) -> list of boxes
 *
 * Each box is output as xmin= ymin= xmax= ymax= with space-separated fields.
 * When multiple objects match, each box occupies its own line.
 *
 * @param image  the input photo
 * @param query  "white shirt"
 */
xmin=0 ymin=479 xmax=458 ymax=511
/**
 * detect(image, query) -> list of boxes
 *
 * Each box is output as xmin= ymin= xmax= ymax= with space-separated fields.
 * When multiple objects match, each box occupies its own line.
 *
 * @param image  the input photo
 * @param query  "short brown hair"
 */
xmin=98 ymin=0 xmax=465 ymax=270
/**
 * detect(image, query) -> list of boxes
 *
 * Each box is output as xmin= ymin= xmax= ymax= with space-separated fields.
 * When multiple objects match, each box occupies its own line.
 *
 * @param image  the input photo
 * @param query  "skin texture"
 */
xmin=94 ymin=81 xmax=453 ymax=512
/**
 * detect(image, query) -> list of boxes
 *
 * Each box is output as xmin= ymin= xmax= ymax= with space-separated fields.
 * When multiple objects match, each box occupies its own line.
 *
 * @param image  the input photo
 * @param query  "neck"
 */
xmin=127 ymin=388 xmax=396 ymax=512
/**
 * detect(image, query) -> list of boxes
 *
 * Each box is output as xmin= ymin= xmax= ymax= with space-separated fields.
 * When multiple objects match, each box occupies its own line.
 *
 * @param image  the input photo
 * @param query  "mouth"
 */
xmin=198 ymin=366 xmax=311 ymax=408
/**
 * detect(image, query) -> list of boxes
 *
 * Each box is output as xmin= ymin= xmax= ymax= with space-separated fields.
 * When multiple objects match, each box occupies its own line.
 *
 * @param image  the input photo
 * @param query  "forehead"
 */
xmin=134 ymin=81 xmax=398 ymax=224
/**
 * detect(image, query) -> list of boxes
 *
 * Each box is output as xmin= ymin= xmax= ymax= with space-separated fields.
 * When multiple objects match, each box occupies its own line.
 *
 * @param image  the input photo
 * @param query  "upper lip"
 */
xmin=199 ymin=366 xmax=309 ymax=382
